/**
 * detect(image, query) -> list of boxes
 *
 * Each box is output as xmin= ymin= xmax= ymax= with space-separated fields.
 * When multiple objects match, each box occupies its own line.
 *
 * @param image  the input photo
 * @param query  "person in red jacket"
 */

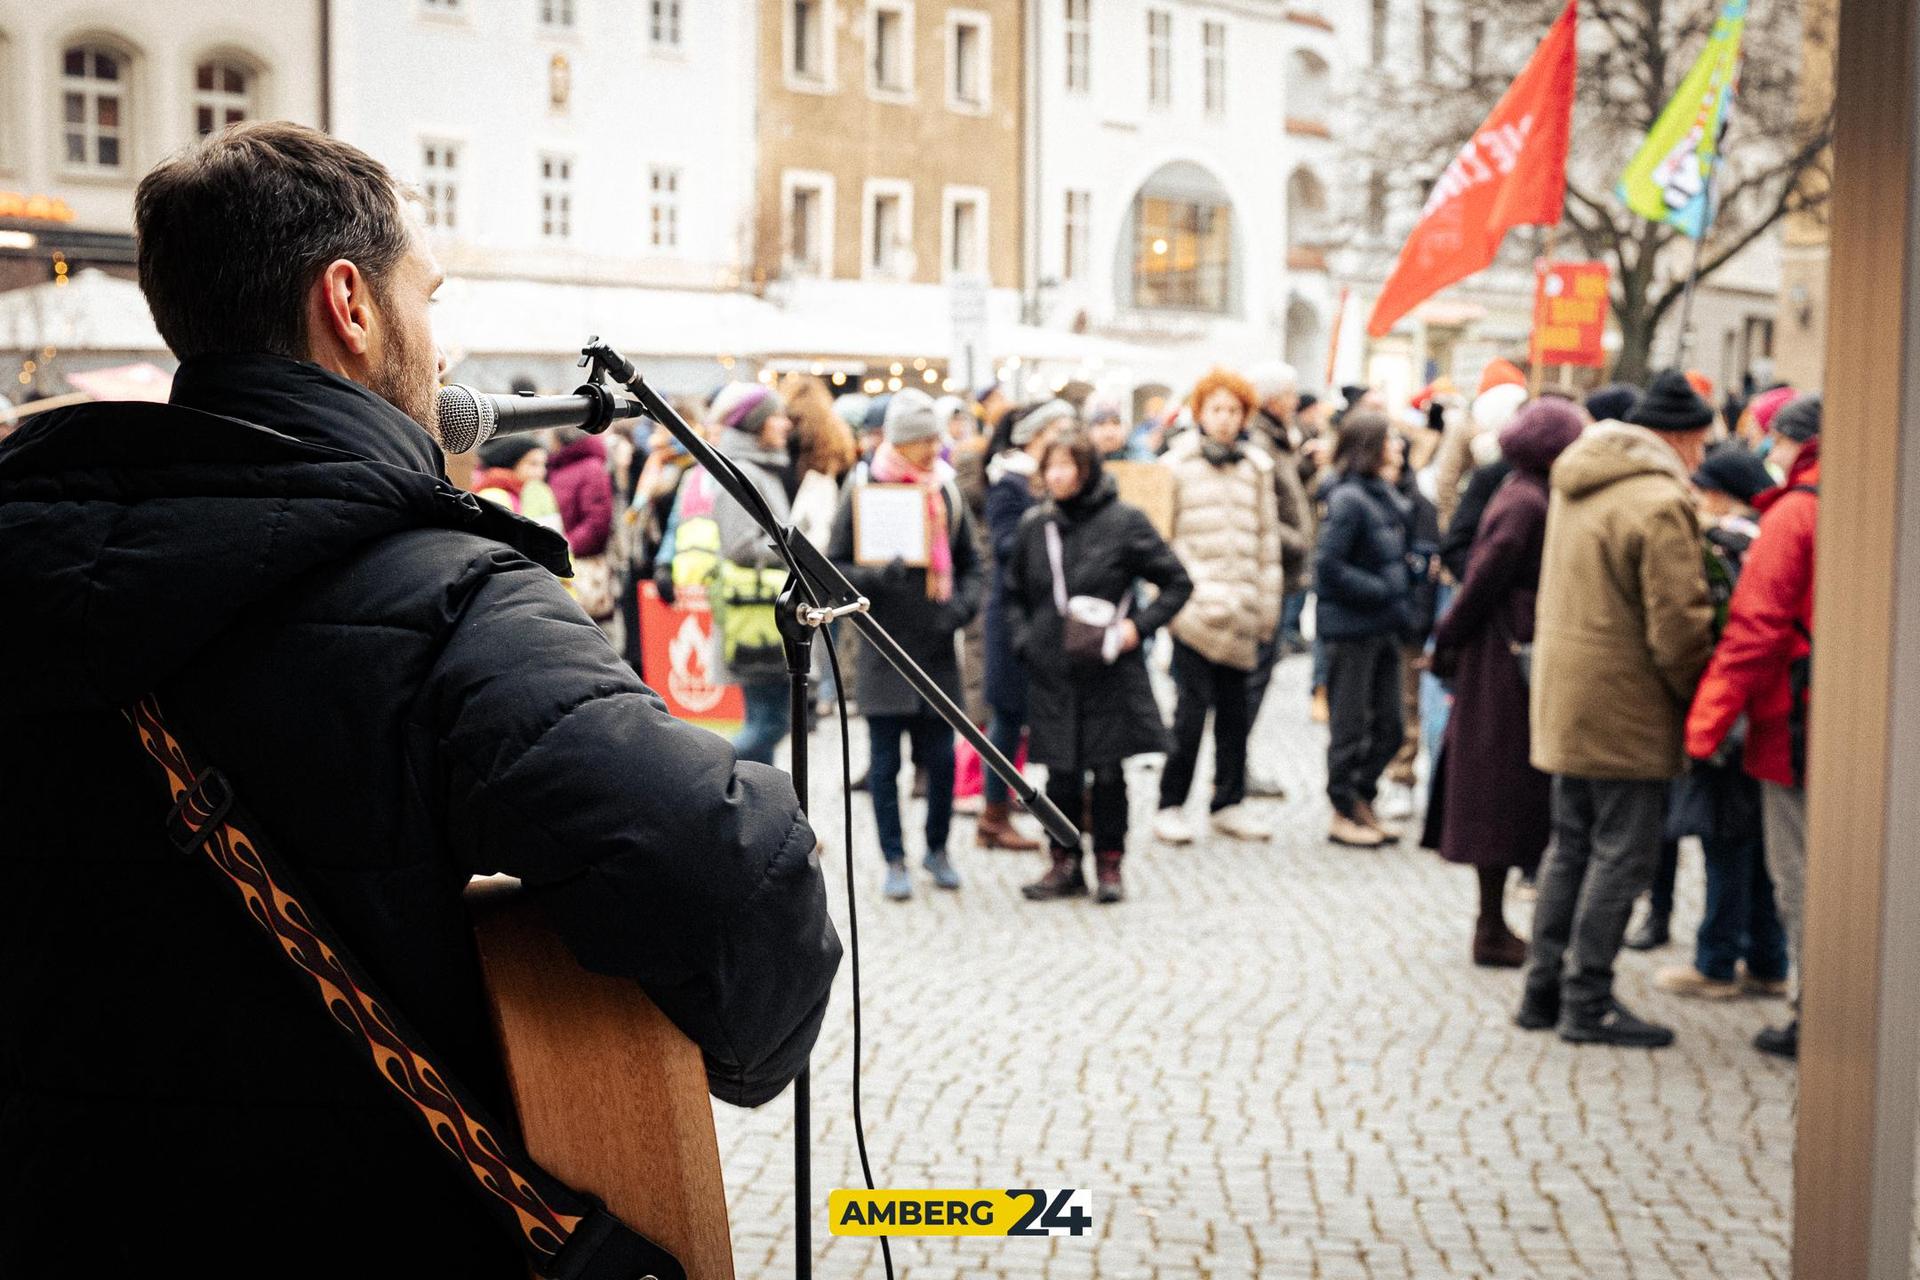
xmin=1685 ymin=393 xmax=1821 ymax=1061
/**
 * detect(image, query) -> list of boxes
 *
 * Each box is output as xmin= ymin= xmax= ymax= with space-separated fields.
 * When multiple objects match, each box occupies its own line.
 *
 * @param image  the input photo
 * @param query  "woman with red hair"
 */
xmin=1152 ymin=368 xmax=1284 ymax=845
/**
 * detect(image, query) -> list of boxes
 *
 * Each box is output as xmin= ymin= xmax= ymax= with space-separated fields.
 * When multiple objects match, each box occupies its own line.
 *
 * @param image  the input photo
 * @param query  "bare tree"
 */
xmin=1351 ymin=0 xmax=1833 ymax=385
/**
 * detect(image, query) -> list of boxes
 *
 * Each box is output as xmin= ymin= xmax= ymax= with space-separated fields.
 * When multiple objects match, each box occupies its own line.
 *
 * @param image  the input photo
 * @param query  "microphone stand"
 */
xmin=574 ymin=340 xmax=1081 ymax=1280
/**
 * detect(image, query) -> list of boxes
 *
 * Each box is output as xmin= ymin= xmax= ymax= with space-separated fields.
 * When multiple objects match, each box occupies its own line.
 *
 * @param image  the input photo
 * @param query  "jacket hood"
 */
xmin=1550 ymin=421 xmax=1689 ymax=500
xmin=717 ymin=426 xmax=790 ymax=473
xmin=985 ymin=447 xmax=1038 ymax=486
xmin=1755 ymin=438 xmax=1821 ymax=514
xmin=549 ymin=430 xmax=608 ymax=471
xmin=0 ymin=353 xmax=568 ymax=715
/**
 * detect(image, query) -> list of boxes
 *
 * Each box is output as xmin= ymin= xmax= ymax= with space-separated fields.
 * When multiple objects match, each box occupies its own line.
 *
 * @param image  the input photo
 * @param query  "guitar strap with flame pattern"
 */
xmin=123 ymin=695 xmax=686 ymax=1280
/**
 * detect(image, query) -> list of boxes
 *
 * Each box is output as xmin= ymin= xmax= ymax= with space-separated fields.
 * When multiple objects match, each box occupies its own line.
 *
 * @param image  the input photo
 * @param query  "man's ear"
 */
xmin=313 ymin=258 xmax=372 ymax=358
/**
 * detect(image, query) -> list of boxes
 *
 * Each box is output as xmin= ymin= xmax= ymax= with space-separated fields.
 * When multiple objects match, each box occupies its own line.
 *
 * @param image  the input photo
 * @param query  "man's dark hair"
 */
xmin=135 ymin=121 xmax=411 ymax=360
xmin=1333 ymin=410 xmax=1392 ymax=477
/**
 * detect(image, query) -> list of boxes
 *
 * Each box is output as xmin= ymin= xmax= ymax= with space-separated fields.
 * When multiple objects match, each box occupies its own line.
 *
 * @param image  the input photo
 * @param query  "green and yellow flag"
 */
xmin=1617 ymin=0 xmax=1748 ymax=238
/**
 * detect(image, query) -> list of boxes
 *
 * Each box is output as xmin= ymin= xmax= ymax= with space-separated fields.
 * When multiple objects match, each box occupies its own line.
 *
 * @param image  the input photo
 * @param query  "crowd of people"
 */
xmin=473 ymin=354 xmax=1819 ymax=1059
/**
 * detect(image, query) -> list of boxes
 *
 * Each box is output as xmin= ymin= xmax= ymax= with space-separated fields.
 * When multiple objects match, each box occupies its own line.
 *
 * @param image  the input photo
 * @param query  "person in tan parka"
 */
xmin=1153 ymin=368 xmax=1283 ymax=846
xmin=1517 ymin=370 xmax=1717 ymax=1050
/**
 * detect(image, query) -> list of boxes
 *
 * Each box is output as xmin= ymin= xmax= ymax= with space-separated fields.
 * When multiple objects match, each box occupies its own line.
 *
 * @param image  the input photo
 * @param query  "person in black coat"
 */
xmin=1004 ymin=431 xmax=1192 ymax=903
xmin=1313 ymin=411 xmax=1415 ymax=849
xmin=828 ymin=390 xmax=986 ymax=901
xmin=0 ymin=122 xmax=839 ymax=1280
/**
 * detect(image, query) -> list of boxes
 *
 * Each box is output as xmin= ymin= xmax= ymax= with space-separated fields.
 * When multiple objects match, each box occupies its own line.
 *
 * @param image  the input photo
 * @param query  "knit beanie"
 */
xmin=1012 ymin=398 xmax=1076 ymax=447
xmin=724 ymin=385 xmax=784 ymax=439
xmin=1470 ymin=382 xmax=1529 ymax=437
xmin=1693 ymin=444 xmax=1779 ymax=505
xmin=1772 ymin=393 xmax=1822 ymax=443
xmin=1625 ymin=369 xmax=1715 ymax=433
xmin=1584 ymin=382 xmax=1639 ymax=425
xmin=479 ymin=436 xmax=544 ymax=470
xmin=1748 ymin=385 xmax=1796 ymax=433
xmin=884 ymin=388 xmax=940 ymax=445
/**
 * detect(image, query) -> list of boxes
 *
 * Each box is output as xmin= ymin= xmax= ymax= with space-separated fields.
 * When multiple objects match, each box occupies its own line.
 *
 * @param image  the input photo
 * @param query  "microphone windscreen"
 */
xmin=436 ymin=384 xmax=495 ymax=454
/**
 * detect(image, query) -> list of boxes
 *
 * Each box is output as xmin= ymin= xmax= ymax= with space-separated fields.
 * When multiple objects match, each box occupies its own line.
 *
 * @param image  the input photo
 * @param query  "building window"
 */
xmin=1064 ymin=0 xmax=1090 ymax=94
xmin=61 ymin=45 xmax=128 ymax=173
xmin=948 ymin=12 xmax=988 ymax=112
xmin=1370 ymin=0 xmax=1388 ymax=66
xmin=1146 ymin=10 xmax=1171 ymax=109
xmin=539 ymin=0 xmax=574 ymax=28
xmin=863 ymin=179 xmax=913 ymax=280
xmin=1365 ymin=168 xmax=1389 ymax=237
xmin=650 ymin=0 xmax=682 ymax=48
xmin=943 ymin=187 xmax=986 ymax=278
xmin=423 ymin=0 xmax=462 ymax=11
xmin=790 ymin=0 xmax=832 ymax=85
xmin=649 ymin=166 xmax=680 ymax=250
xmin=1467 ymin=16 xmax=1486 ymax=79
xmin=1133 ymin=194 xmax=1232 ymax=313
xmin=870 ymin=3 xmax=912 ymax=98
xmin=1419 ymin=3 xmax=1436 ymax=79
xmin=1286 ymin=166 xmax=1329 ymax=271
xmin=1063 ymin=189 xmax=1090 ymax=283
xmin=422 ymin=141 xmax=460 ymax=231
xmin=193 ymin=60 xmax=254 ymax=138
xmin=784 ymin=171 xmax=833 ymax=278
xmin=1202 ymin=21 xmax=1226 ymax=116
xmin=540 ymin=154 xmax=573 ymax=241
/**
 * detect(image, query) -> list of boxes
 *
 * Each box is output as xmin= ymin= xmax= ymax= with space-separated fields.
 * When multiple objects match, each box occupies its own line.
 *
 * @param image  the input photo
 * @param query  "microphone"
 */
xmin=437 ymin=383 xmax=645 ymax=454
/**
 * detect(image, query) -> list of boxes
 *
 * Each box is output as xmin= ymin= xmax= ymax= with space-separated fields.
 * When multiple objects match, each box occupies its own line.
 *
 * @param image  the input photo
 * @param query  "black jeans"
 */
xmin=867 ymin=711 xmax=955 ymax=864
xmin=1323 ymin=632 xmax=1403 ymax=818
xmin=1524 ymin=776 xmax=1669 ymax=1015
xmin=1158 ymin=640 xmax=1251 ymax=813
xmin=1243 ymin=628 xmax=1283 ymax=727
xmin=1045 ymin=764 xmax=1129 ymax=853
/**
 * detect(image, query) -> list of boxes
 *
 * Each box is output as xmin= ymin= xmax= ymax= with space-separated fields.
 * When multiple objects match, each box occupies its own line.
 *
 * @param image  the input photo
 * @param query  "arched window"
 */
xmin=1286 ymin=167 xmax=1329 ymax=271
xmin=1125 ymin=160 xmax=1239 ymax=314
xmin=1285 ymin=297 xmax=1324 ymax=381
xmin=1286 ymin=48 xmax=1331 ymax=133
xmin=193 ymin=58 xmax=256 ymax=137
xmin=61 ymin=43 xmax=129 ymax=172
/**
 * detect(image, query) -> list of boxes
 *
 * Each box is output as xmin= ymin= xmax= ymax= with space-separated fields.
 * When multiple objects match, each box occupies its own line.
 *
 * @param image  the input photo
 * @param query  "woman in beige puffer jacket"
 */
xmin=1153 ymin=368 xmax=1284 ymax=845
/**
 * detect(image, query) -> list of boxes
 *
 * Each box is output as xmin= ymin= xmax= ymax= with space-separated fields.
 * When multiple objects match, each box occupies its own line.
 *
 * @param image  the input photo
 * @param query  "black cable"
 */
xmin=822 ymin=635 xmax=894 ymax=1280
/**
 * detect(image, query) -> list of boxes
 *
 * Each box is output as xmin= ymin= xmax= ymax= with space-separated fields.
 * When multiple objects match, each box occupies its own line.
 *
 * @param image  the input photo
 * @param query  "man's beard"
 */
xmin=366 ymin=328 xmax=441 ymax=443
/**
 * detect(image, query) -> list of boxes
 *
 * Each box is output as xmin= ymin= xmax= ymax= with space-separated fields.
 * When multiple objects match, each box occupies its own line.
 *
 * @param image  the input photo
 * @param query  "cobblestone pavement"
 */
xmin=712 ymin=653 xmax=1804 ymax=1279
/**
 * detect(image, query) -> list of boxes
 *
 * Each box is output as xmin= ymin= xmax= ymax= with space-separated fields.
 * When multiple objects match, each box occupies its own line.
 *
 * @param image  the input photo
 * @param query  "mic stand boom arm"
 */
xmin=578 ymin=339 xmax=1080 ymax=850
xmin=575 ymin=341 xmax=1081 ymax=1280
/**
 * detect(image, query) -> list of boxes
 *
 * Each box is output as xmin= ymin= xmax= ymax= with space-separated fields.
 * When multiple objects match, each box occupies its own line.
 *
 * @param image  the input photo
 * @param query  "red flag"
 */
xmin=1366 ymin=1 xmax=1578 ymax=338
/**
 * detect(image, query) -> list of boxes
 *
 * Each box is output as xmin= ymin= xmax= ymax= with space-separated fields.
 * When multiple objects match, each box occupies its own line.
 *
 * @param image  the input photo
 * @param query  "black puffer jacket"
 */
xmin=1004 ymin=474 xmax=1191 ymax=770
xmin=0 ymin=354 xmax=841 ymax=1277
xmin=1313 ymin=472 xmax=1414 ymax=641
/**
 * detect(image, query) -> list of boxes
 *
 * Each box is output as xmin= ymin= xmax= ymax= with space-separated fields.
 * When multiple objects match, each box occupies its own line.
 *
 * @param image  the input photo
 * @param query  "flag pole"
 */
xmin=1671 ymin=178 xmax=1715 ymax=368
xmin=1529 ymin=222 xmax=1561 ymax=399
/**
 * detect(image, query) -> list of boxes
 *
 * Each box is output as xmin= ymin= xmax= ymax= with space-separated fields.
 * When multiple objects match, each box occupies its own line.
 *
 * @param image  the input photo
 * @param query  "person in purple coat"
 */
xmin=1422 ymin=398 xmax=1586 ymax=968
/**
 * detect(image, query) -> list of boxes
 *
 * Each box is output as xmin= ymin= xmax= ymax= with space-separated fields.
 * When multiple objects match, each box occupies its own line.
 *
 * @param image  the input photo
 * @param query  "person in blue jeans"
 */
xmin=828 ymin=390 xmax=986 ymax=899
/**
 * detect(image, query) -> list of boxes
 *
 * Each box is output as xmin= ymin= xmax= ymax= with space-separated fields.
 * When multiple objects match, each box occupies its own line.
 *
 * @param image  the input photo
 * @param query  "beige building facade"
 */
xmin=1773 ymin=0 xmax=1835 ymax=392
xmin=754 ymin=0 xmax=1023 ymax=293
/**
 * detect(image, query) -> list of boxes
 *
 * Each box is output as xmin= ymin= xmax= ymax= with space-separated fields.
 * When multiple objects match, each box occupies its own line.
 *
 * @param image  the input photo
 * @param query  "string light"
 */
xmin=921 ymin=368 xmax=937 ymax=383
xmin=887 ymin=376 xmax=903 ymax=391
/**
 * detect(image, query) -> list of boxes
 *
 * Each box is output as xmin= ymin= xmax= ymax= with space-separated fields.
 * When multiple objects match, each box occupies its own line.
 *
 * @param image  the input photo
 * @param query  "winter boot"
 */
xmin=975 ymin=801 xmax=1042 ymax=851
xmin=1022 ymin=847 xmax=1088 ymax=901
xmin=1471 ymin=916 xmax=1528 ymax=969
xmin=1093 ymin=850 xmax=1125 ymax=904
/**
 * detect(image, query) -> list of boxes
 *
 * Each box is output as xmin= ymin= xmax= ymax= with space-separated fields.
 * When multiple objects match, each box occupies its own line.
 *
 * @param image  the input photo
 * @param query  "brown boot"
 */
xmin=1353 ymin=799 xmax=1402 ymax=843
xmin=1022 ymin=848 xmax=1087 ymax=900
xmin=1093 ymin=850 xmax=1125 ymax=904
xmin=1472 ymin=916 xmax=1528 ymax=968
xmin=1329 ymin=813 xmax=1387 ymax=848
xmin=976 ymin=801 xmax=1042 ymax=851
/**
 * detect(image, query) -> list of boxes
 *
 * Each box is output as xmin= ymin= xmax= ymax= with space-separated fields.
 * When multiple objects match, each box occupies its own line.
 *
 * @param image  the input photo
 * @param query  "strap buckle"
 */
xmin=164 ymin=767 xmax=236 ymax=855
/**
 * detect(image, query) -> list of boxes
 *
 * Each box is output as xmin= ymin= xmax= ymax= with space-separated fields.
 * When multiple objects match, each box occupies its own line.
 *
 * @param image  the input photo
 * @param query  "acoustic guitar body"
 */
xmin=468 ymin=878 xmax=736 ymax=1280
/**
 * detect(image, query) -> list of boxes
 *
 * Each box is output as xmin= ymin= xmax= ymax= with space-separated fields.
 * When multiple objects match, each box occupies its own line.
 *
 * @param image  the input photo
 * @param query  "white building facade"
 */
xmin=329 ymin=0 xmax=762 ymax=392
xmin=1028 ymin=0 xmax=1347 ymax=406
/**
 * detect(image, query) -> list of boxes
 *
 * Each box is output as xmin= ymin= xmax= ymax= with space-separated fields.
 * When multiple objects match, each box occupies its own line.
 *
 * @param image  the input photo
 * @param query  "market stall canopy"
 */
xmin=0 ymin=268 xmax=165 ymax=353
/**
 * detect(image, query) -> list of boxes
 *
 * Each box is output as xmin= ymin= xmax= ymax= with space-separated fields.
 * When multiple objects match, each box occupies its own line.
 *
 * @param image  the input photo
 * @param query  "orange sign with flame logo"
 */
xmin=639 ymin=582 xmax=744 ymax=733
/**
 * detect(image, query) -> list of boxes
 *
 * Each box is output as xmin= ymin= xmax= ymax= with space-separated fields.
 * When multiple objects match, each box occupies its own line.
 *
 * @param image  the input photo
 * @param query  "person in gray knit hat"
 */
xmin=831 ymin=384 xmax=986 ymax=900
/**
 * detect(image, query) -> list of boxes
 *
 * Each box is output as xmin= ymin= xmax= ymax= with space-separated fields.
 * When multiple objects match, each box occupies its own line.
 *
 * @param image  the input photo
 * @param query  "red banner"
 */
xmin=1530 ymin=260 xmax=1611 ymax=368
xmin=638 ymin=582 xmax=744 ymax=734
xmin=1366 ymin=0 xmax=1577 ymax=338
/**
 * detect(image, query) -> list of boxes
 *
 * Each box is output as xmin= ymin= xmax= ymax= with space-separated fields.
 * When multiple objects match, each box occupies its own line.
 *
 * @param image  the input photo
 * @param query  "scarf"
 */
xmin=869 ymin=442 xmax=953 ymax=603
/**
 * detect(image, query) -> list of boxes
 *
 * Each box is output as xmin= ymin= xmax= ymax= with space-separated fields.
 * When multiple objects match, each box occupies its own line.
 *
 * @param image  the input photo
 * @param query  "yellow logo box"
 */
xmin=828 ymin=1189 xmax=1093 ymax=1238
